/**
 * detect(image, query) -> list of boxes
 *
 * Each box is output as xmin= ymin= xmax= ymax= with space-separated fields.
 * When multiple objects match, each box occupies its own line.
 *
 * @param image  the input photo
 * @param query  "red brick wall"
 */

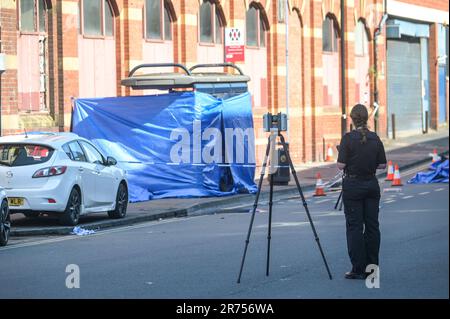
xmin=0 ymin=0 xmax=446 ymax=164
xmin=0 ymin=3 xmax=18 ymax=135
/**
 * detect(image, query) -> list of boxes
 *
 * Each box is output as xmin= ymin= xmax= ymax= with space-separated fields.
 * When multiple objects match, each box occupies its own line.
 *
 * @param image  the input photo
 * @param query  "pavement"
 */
xmin=1 ymin=163 xmax=448 ymax=298
xmin=9 ymin=128 xmax=449 ymax=236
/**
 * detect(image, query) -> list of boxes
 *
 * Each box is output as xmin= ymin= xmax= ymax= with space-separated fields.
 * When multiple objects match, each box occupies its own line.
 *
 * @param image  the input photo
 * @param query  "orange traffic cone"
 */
xmin=325 ymin=144 xmax=334 ymax=162
xmin=385 ymin=161 xmax=394 ymax=181
xmin=313 ymin=173 xmax=327 ymax=196
xmin=391 ymin=164 xmax=403 ymax=187
xmin=431 ymin=149 xmax=440 ymax=163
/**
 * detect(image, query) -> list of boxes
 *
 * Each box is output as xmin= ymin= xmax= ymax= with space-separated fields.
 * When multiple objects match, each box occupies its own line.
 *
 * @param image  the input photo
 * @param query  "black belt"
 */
xmin=345 ymin=174 xmax=375 ymax=180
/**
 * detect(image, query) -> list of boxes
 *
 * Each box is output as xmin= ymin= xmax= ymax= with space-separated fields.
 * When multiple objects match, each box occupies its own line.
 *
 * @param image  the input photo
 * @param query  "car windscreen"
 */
xmin=0 ymin=144 xmax=54 ymax=167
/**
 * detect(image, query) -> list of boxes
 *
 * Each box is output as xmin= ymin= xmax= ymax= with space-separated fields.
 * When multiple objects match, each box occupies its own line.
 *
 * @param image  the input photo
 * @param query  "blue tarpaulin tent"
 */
xmin=408 ymin=159 xmax=449 ymax=184
xmin=72 ymin=91 xmax=257 ymax=202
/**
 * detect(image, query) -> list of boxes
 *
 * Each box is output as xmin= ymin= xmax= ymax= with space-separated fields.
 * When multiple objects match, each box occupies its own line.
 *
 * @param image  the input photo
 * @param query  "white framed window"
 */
xmin=355 ymin=20 xmax=369 ymax=56
xmin=322 ymin=15 xmax=339 ymax=52
xmin=145 ymin=0 xmax=174 ymax=41
xmin=19 ymin=0 xmax=48 ymax=33
xmin=246 ymin=5 xmax=267 ymax=47
xmin=199 ymin=0 xmax=224 ymax=44
xmin=81 ymin=0 xmax=114 ymax=37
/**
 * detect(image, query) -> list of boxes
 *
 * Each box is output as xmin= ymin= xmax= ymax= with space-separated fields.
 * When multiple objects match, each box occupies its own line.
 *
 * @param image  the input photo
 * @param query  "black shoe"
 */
xmin=344 ymin=271 xmax=367 ymax=280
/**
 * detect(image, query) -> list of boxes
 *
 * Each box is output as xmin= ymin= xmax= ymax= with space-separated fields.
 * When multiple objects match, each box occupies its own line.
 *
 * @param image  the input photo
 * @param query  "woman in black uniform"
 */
xmin=337 ymin=104 xmax=387 ymax=279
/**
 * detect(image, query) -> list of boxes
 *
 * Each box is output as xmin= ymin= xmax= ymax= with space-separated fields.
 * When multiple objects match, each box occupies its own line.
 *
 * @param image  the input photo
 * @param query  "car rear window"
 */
xmin=0 ymin=144 xmax=54 ymax=167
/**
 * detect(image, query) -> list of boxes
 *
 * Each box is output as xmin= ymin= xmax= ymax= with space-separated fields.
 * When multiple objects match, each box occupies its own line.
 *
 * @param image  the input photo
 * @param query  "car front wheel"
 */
xmin=108 ymin=183 xmax=128 ymax=219
xmin=0 ymin=199 xmax=11 ymax=246
xmin=59 ymin=188 xmax=81 ymax=226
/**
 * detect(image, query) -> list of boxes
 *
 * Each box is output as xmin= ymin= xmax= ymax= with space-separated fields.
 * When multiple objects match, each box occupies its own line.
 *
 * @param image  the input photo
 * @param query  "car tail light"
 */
xmin=33 ymin=166 xmax=67 ymax=178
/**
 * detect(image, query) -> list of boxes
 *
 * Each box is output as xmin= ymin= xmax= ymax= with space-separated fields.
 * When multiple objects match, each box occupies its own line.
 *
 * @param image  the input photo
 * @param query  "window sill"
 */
xmin=198 ymin=42 xmax=220 ymax=47
xmin=145 ymin=38 xmax=172 ymax=44
xmin=19 ymin=31 xmax=47 ymax=36
xmin=246 ymin=45 xmax=264 ymax=50
xmin=81 ymin=35 xmax=115 ymax=40
xmin=322 ymin=50 xmax=339 ymax=55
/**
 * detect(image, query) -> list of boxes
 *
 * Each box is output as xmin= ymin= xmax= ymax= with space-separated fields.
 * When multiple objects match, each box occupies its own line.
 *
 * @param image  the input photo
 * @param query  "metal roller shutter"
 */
xmin=387 ymin=37 xmax=423 ymax=135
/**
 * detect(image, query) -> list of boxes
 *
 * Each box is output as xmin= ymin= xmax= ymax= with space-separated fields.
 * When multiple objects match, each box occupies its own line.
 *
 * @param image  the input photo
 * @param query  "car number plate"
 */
xmin=8 ymin=197 xmax=24 ymax=206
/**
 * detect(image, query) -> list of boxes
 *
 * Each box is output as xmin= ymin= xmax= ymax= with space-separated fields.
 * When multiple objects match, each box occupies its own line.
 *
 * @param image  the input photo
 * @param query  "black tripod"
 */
xmin=237 ymin=130 xmax=333 ymax=283
xmin=334 ymin=181 xmax=344 ymax=211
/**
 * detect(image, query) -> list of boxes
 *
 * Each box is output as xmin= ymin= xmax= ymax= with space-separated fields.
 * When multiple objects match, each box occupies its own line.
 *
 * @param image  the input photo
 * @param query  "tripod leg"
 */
xmin=334 ymin=190 xmax=342 ymax=210
xmin=279 ymin=134 xmax=333 ymax=280
xmin=237 ymin=136 xmax=272 ymax=283
xmin=266 ymin=173 xmax=274 ymax=276
xmin=339 ymin=193 xmax=344 ymax=211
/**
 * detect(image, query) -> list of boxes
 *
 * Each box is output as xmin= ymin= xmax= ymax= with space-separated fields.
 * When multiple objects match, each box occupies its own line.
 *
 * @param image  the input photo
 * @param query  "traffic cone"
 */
xmin=325 ymin=144 xmax=334 ymax=162
xmin=391 ymin=164 xmax=403 ymax=187
xmin=313 ymin=173 xmax=327 ymax=196
xmin=385 ymin=161 xmax=394 ymax=181
xmin=431 ymin=149 xmax=441 ymax=163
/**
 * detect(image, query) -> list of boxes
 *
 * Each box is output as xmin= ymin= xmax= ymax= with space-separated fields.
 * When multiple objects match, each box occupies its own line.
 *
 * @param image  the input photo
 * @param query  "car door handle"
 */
xmin=78 ymin=167 xmax=84 ymax=172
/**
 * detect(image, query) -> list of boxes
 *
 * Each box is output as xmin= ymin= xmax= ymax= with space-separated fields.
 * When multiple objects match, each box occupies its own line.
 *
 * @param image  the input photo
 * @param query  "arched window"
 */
xmin=322 ymin=15 xmax=339 ymax=52
xmin=81 ymin=0 xmax=115 ymax=37
xmin=19 ymin=0 xmax=49 ymax=33
xmin=246 ymin=5 xmax=267 ymax=47
xmin=145 ymin=0 xmax=174 ymax=40
xmin=355 ymin=20 xmax=369 ymax=56
xmin=199 ymin=0 xmax=224 ymax=44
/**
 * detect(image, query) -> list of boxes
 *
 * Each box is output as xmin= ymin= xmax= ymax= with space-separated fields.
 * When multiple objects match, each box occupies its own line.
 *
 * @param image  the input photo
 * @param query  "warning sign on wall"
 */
xmin=225 ymin=28 xmax=245 ymax=63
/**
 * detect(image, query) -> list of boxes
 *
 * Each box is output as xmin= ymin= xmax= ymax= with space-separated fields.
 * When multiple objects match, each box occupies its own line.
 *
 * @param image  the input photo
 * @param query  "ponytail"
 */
xmin=356 ymin=125 xmax=368 ymax=144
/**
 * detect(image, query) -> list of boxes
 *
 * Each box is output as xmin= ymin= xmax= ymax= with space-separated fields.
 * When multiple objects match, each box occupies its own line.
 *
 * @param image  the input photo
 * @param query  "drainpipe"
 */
xmin=340 ymin=0 xmax=346 ymax=137
xmin=285 ymin=0 xmax=290 ymax=141
xmin=0 ymin=2 xmax=2 ymax=136
xmin=373 ymin=0 xmax=388 ymax=134
xmin=0 ymin=24 xmax=3 ymax=136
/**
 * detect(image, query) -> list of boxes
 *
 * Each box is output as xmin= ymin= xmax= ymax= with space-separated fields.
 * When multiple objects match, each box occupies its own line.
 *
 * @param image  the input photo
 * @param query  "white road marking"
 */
xmin=419 ymin=192 xmax=430 ymax=195
xmin=402 ymin=196 xmax=414 ymax=199
xmin=384 ymin=200 xmax=396 ymax=204
xmin=315 ymin=199 xmax=330 ymax=204
xmin=383 ymin=188 xmax=402 ymax=193
xmin=435 ymin=188 xmax=445 ymax=192
xmin=255 ymin=222 xmax=309 ymax=228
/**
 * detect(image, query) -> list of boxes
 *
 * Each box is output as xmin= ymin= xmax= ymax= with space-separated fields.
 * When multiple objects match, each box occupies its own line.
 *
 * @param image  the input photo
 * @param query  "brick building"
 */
xmin=0 ymin=0 xmax=448 ymax=165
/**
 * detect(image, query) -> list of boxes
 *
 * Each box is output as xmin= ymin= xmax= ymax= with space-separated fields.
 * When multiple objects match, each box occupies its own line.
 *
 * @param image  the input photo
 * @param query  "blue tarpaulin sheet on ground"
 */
xmin=408 ymin=159 xmax=449 ymax=184
xmin=72 ymin=91 xmax=257 ymax=202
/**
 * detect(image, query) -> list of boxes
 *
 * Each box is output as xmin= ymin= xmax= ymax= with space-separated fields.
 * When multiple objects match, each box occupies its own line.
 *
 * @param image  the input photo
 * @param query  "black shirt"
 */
xmin=337 ymin=130 xmax=387 ymax=177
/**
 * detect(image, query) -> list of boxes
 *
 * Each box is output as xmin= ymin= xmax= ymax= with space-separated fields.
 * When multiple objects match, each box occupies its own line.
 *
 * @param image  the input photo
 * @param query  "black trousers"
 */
xmin=342 ymin=177 xmax=381 ymax=274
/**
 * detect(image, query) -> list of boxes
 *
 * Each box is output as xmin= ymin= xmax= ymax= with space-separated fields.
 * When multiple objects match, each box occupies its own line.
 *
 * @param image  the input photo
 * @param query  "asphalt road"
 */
xmin=0 ymin=164 xmax=448 ymax=299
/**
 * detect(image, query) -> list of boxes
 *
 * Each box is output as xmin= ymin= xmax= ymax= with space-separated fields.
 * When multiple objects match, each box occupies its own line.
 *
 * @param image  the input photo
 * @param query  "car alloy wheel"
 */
xmin=69 ymin=189 xmax=81 ymax=224
xmin=108 ymin=183 xmax=128 ymax=219
xmin=0 ymin=200 xmax=11 ymax=246
xmin=117 ymin=184 xmax=128 ymax=217
xmin=59 ymin=188 xmax=82 ymax=226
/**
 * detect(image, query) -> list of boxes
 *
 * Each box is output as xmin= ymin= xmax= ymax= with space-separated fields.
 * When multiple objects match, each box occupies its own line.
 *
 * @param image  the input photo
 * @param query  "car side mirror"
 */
xmin=106 ymin=156 xmax=117 ymax=166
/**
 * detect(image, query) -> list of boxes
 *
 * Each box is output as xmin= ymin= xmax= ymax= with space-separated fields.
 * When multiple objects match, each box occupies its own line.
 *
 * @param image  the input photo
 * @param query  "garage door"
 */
xmin=387 ymin=37 xmax=423 ymax=135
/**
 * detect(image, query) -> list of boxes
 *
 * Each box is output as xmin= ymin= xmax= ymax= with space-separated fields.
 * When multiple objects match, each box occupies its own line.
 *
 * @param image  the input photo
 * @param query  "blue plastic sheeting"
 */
xmin=72 ymin=91 xmax=257 ymax=202
xmin=408 ymin=159 xmax=449 ymax=184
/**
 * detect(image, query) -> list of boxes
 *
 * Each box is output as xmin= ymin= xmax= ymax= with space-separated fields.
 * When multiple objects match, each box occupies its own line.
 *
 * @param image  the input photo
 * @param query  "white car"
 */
xmin=0 ymin=132 xmax=128 ymax=226
xmin=0 ymin=188 xmax=9 ymax=246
